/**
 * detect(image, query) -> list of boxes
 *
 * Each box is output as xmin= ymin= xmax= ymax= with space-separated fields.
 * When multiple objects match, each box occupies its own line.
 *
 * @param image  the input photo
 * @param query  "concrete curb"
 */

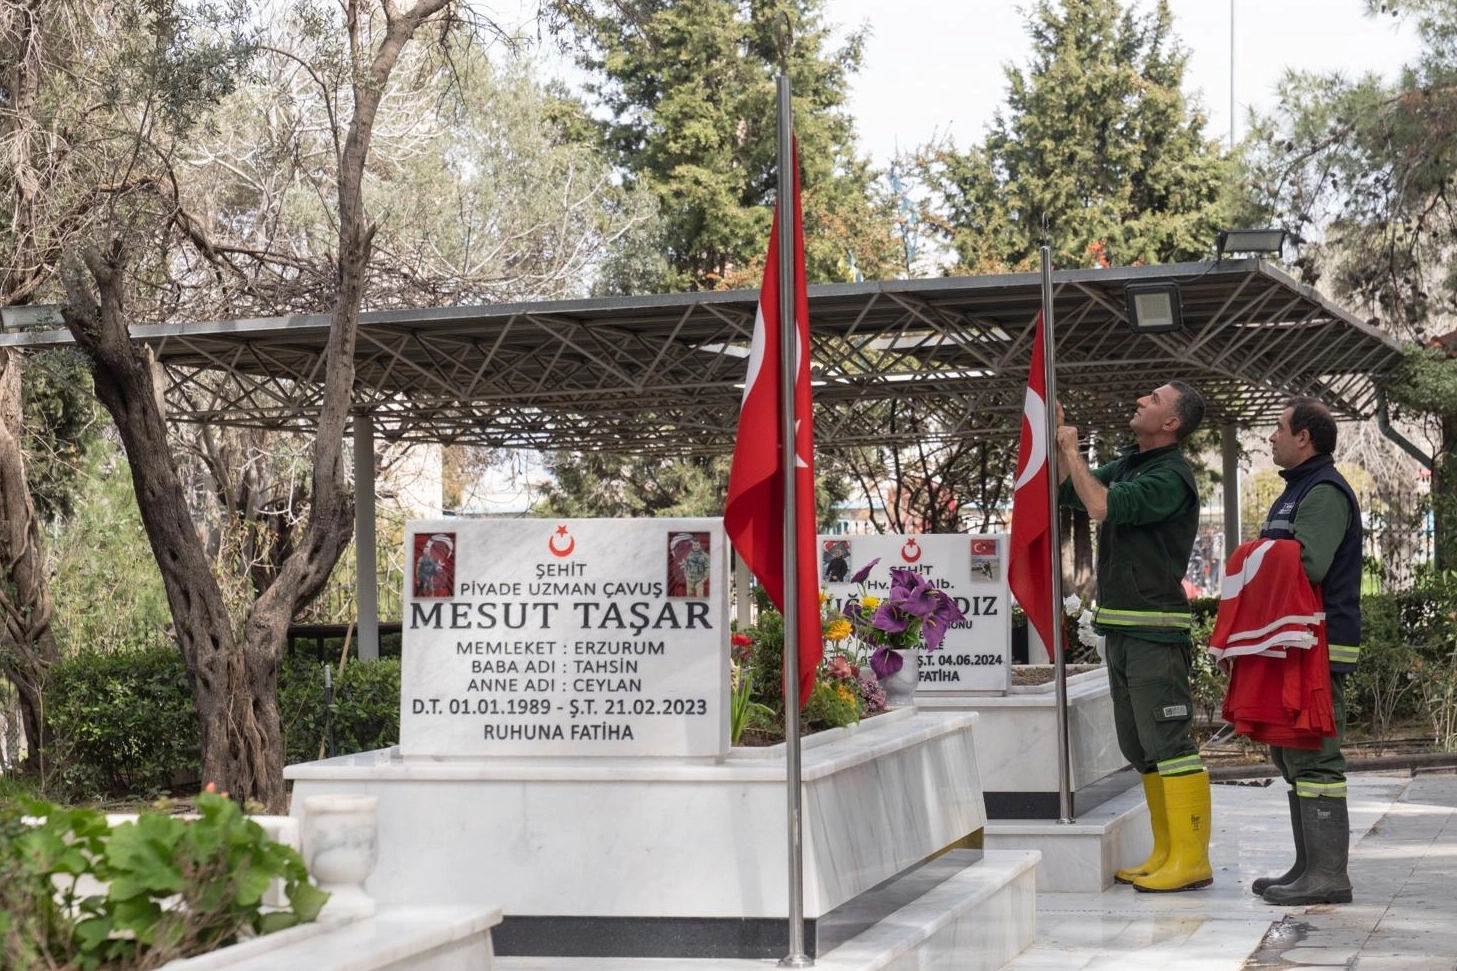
xmin=1209 ymin=751 xmax=1457 ymax=782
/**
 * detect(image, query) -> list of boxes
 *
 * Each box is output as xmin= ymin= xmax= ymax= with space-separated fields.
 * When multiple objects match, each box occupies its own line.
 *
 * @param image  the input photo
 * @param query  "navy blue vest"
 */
xmin=1258 ymin=454 xmax=1362 ymax=672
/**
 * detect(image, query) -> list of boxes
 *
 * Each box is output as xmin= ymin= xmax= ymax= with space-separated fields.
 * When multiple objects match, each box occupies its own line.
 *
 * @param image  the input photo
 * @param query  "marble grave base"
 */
xmin=286 ymin=709 xmax=1019 ymax=960
xmin=917 ymin=667 xmax=1134 ymax=818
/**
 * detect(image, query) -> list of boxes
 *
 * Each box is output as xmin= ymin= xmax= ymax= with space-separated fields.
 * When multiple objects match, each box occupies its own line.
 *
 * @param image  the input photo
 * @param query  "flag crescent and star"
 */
xmin=1008 ymin=312 xmax=1058 ymax=658
xmin=1015 ymin=389 xmax=1046 ymax=491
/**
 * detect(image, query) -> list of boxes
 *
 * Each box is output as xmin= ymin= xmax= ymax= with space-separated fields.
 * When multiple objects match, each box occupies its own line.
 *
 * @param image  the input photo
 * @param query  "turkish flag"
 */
xmin=1008 ymin=313 xmax=1057 ymax=657
xmin=724 ymin=142 xmax=820 ymax=705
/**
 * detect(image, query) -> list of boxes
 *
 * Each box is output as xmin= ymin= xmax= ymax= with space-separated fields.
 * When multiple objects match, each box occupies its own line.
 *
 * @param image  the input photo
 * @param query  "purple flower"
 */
xmin=858 ymin=670 xmax=887 ymax=713
xmin=871 ymin=601 xmax=912 ymax=634
xmin=849 ymin=557 xmax=881 ymax=585
xmin=921 ymin=592 xmax=967 ymax=651
xmin=922 ymin=615 xmax=950 ymax=651
xmin=869 ymin=646 xmax=904 ymax=678
xmin=888 ymin=568 xmax=939 ymax=618
xmin=826 ymin=558 xmax=963 ymax=672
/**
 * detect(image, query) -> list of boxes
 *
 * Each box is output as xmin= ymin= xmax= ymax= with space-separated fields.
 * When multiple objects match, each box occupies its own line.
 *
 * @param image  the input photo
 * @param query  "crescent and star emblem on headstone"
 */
xmin=1015 ymin=388 xmax=1048 ymax=491
xmin=548 ymin=525 xmax=576 ymax=558
xmin=901 ymin=538 xmax=922 ymax=563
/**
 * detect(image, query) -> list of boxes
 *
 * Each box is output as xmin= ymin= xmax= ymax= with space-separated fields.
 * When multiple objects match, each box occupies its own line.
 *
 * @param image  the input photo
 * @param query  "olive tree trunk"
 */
xmin=0 ymin=0 xmax=60 ymax=774
xmin=59 ymin=0 xmax=455 ymax=811
xmin=0 ymin=349 xmax=57 ymax=773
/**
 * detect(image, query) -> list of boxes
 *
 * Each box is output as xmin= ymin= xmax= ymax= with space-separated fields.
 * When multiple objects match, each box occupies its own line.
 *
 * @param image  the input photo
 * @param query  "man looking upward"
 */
xmin=1057 ymin=382 xmax=1209 ymax=892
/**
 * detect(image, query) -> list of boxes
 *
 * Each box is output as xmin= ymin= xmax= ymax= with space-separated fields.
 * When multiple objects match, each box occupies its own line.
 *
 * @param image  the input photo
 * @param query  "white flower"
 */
xmin=1062 ymin=594 xmax=1083 ymax=616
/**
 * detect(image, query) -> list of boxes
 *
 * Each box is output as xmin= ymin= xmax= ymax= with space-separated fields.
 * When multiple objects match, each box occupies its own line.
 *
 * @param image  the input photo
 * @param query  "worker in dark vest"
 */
xmin=1253 ymin=396 xmax=1361 ymax=905
xmin=1056 ymin=381 xmax=1210 ymax=892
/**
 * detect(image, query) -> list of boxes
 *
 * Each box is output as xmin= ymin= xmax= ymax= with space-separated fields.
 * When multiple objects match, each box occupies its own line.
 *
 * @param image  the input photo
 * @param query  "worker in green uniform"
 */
xmin=1056 ymin=382 xmax=1210 ymax=893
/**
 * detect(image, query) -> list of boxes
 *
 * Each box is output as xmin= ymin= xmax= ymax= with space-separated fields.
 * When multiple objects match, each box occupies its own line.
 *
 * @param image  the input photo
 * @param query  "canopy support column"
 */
xmin=1222 ymin=422 xmax=1240 ymax=566
xmin=354 ymin=413 xmax=379 ymax=661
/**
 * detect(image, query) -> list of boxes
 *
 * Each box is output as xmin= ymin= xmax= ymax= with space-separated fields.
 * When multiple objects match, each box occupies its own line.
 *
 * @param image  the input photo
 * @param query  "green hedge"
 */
xmin=45 ymin=640 xmax=199 ymax=800
xmin=278 ymin=656 xmax=402 ymax=765
xmin=44 ymin=642 xmax=402 ymax=802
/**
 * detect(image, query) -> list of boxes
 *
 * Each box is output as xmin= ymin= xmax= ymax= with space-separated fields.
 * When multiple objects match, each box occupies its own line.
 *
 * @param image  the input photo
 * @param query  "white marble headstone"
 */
xmin=819 ymin=532 xmax=1011 ymax=692
xmin=399 ymin=518 xmax=729 ymax=757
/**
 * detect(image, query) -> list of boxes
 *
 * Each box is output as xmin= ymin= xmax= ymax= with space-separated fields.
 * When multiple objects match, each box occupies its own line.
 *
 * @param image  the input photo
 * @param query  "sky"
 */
xmin=827 ymin=0 xmax=1424 ymax=166
xmin=475 ymin=1 xmax=1426 ymax=510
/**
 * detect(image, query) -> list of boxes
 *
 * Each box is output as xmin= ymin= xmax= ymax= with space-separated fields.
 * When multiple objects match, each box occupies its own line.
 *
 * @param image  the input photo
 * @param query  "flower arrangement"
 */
xmin=729 ymin=632 xmax=773 ymax=745
xmin=1009 ymin=594 xmax=1104 ymax=665
xmin=728 ymin=584 xmax=885 ymax=745
xmin=834 ymin=557 xmax=967 ymax=678
xmin=727 ymin=559 xmax=973 ymax=744
xmin=1064 ymin=593 xmax=1104 ymax=663
xmin=820 ymin=608 xmax=885 ymax=717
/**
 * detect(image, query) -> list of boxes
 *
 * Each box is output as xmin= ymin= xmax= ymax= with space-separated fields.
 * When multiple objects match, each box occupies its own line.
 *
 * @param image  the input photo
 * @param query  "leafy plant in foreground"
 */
xmin=0 ymin=788 xmax=327 ymax=969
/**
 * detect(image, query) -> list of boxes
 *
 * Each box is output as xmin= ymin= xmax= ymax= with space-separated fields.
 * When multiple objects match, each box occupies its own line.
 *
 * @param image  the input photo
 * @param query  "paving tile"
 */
xmin=1283 ymin=946 xmax=1359 ymax=965
xmin=1295 ymin=928 xmax=1371 ymax=948
xmin=1008 ymin=773 xmax=1457 ymax=971
xmin=1355 ymin=956 xmax=1457 ymax=971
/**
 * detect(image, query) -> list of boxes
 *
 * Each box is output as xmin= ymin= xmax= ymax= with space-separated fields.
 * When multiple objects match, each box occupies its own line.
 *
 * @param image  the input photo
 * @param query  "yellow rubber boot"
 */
xmin=1114 ymin=772 xmax=1168 ymax=885
xmin=1133 ymin=771 xmax=1213 ymax=893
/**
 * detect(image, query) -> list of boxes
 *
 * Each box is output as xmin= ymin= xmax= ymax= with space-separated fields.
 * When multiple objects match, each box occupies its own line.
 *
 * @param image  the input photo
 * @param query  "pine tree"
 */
xmin=915 ymin=0 xmax=1231 ymax=273
xmin=1242 ymin=0 xmax=1457 ymax=569
xmin=571 ymin=0 xmax=899 ymax=290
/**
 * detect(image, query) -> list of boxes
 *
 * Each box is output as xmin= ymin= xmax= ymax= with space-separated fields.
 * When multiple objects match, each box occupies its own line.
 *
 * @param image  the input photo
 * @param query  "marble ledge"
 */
xmin=284 ymin=709 xmax=979 ymax=785
xmin=919 ymin=668 xmax=1108 ymax=708
xmin=163 ymin=905 xmax=502 ymax=971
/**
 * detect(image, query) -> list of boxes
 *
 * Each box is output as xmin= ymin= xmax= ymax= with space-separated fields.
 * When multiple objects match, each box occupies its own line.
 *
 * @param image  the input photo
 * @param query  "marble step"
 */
xmin=494 ymin=850 xmax=1039 ymax=971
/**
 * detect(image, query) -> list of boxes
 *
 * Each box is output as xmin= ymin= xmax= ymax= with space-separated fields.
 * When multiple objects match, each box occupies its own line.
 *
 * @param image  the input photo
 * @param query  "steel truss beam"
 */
xmin=0 ymin=261 xmax=1401 ymax=455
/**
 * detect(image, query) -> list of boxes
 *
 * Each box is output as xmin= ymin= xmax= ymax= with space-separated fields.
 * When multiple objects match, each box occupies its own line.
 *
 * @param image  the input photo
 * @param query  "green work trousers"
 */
xmin=1105 ymin=630 xmax=1200 ymax=775
xmin=1271 ymin=672 xmax=1348 ymax=797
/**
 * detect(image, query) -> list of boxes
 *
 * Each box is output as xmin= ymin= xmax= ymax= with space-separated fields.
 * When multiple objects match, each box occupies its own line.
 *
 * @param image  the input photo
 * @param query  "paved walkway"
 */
xmin=1005 ymin=769 xmax=1457 ymax=971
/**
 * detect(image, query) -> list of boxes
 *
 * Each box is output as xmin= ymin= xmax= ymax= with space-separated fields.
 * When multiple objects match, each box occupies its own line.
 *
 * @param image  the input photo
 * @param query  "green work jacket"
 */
xmin=1061 ymin=443 xmax=1199 ymax=641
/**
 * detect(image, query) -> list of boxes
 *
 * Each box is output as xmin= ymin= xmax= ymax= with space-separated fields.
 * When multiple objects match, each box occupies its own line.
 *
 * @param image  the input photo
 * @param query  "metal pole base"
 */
xmin=778 ymin=954 xmax=814 ymax=968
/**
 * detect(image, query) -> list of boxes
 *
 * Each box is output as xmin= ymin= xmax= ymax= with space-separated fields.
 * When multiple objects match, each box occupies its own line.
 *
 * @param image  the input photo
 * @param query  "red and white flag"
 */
xmin=724 ymin=143 xmax=820 ymax=705
xmin=1008 ymin=313 xmax=1057 ymax=657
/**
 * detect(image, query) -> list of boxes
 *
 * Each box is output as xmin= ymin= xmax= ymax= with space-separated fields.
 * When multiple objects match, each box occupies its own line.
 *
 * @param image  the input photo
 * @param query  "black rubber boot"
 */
xmin=1252 ymin=790 xmax=1305 ymax=895
xmin=1262 ymin=796 xmax=1352 ymax=906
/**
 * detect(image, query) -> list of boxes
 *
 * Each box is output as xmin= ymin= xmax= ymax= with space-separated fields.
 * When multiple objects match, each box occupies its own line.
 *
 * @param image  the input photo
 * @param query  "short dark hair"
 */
xmin=1285 ymin=396 xmax=1337 ymax=454
xmin=1167 ymin=381 xmax=1205 ymax=442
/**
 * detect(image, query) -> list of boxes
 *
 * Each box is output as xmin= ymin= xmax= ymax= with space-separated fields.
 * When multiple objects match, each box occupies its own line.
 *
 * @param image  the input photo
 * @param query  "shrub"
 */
xmin=1187 ymin=607 xmax=1228 ymax=729
xmin=742 ymin=607 xmax=785 ymax=713
xmin=45 ymin=642 xmax=402 ymax=802
xmin=278 ymin=658 xmax=402 ymax=764
xmin=0 ymin=789 xmax=326 ymax=969
xmin=802 ymin=678 xmax=862 ymax=732
xmin=46 ymin=639 xmax=200 ymax=801
xmin=1401 ymin=572 xmax=1457 ymax=749
xmin=1185 ymin=590 xmax=1449 ymax=747
xmin=1349 ymin=592 xmax=1426 ymax=743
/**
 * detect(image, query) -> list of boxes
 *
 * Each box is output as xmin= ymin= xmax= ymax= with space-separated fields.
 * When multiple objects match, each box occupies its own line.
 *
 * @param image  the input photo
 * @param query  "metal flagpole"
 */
xmin=776 ymin=74 xmax=811 ymax=969
xmin=1040 ymin=243 xmax=1074 ymax=825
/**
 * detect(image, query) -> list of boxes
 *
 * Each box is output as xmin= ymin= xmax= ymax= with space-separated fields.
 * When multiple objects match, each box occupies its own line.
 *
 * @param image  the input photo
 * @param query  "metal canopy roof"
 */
xmin=0 ymin=258 xmax=1402 ymax=454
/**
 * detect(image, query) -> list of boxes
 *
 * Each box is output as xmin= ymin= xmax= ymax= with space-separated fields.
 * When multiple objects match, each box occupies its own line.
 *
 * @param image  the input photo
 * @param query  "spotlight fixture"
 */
xmin=1216 ymin=228 xmax=1287 ymax=258
xmin=1124 ymin=281 xmax=1183 ymax=334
